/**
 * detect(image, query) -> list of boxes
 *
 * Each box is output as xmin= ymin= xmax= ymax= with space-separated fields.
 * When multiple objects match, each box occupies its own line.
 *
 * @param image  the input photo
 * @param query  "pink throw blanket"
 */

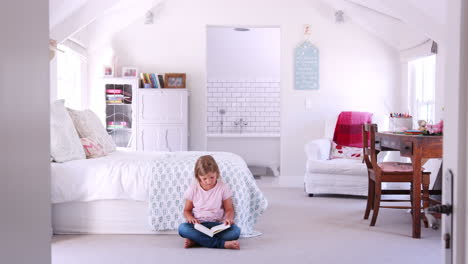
xmin=332 ymin=111 xmax=373 ymax=148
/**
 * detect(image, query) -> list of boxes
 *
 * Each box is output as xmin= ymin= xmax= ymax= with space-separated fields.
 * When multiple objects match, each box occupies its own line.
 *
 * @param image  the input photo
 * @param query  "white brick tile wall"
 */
xmin=207 ymin=79 xmax=280 ymax=134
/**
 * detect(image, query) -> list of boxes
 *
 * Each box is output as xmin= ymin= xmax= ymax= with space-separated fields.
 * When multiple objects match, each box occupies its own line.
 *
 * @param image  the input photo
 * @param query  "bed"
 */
xmin=51 ymin=149 xmax=268 ymax=237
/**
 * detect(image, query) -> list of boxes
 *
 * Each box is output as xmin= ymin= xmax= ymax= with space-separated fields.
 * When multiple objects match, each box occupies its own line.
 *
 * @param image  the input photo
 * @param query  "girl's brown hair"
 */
xmin=194 ymin=155 xmax=220 ymax=181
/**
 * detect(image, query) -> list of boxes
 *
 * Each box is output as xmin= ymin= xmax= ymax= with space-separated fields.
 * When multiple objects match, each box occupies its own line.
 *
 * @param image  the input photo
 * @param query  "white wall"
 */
xmin=0 ymin=1 xmax=51 ymax=263
xmin=207 ymin=27 xmax=280 ymax=80
xmin=87 ymin=0 xmax=400 ymax=179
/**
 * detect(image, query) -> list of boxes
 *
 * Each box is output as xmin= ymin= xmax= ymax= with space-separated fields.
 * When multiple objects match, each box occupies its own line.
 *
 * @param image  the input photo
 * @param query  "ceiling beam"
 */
xmin=50 ymin=0 xmax=121 ymax=44
xmin=347 ymin=0 xmax=445 ymax=43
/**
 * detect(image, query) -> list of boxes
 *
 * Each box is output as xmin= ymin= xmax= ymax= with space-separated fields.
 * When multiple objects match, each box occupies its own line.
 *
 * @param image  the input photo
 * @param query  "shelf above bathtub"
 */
xmin=207 ymin=133 xmax=280 ymax=138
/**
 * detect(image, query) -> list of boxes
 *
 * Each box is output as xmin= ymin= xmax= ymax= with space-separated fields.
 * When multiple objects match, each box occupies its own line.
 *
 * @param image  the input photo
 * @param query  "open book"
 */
xmin=194 ymin=223 xmax=231 ymax=237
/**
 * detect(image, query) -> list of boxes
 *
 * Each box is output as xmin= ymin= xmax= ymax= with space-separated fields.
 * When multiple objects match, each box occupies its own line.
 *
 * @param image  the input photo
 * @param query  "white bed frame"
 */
xmin=52 ymin=200 xmax=176 ymax=235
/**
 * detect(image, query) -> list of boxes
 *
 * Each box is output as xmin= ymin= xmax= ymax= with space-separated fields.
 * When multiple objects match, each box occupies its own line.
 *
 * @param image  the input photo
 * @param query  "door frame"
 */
xmin=444 ymin=0 xmax=467 ymax=263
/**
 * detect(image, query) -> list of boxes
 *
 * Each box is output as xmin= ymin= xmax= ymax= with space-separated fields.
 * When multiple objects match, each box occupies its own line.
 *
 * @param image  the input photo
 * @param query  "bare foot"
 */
xmin=184 ymin=238 xmax=196 ymax=248
xmin=224 ymin=240 xmax=240 ymax=250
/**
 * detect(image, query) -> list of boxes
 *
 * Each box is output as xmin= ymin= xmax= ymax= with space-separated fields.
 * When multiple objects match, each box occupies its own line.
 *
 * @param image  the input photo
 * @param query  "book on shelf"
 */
xmin=108 ymin=121 xmax=128 ymax=126
xmin=150 ymin=73 xmax=159 ymax=88
xmin=106 ymin=100 xmax=123 ymax=104
xmin=146 ymin=73 xmax=154 ymax=87
xmin=139 ymin=73 xmax=146 ymax=84
xmin=194 ymin=223 xmax=231 ymax=237
xmin=140 ymin=72 xmax=162 ymax=88
xmin=158 ymin=74 xmax=165 ymax=88
xmin=107 ymin=125 xmax=129 ymax=129
xmin=106 ymin=94 xmax=125 ymax=99
xmin=106 ymin=89 xmax=122 ymax=94
xmin=140 ymin=73 xmax=151 ymax=86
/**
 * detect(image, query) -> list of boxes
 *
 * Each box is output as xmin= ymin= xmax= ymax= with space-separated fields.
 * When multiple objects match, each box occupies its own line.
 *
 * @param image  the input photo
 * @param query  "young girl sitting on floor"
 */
xmin=178 ymin=155 xmax=241 ymax=250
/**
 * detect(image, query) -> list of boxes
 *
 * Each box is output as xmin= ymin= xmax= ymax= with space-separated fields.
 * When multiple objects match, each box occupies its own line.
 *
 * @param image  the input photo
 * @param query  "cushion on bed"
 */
xmin=50 ymin=100 xmax=86 ymax=162
xmin=67 ymin=108 xmax=116 ymax=154
xmin=80 ymin=137 xmax=106 ymax=158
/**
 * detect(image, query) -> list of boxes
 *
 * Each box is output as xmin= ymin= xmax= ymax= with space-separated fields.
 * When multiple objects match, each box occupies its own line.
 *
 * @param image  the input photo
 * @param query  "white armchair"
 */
xmin=304 ymin=139 xmax=369 ymax=196
xmin=304 ymin=114 xmax=386 ymax=197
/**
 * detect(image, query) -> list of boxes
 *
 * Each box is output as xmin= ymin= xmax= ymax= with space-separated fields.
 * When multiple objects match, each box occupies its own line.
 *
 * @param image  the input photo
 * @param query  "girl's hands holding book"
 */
xmin=222 ymin=198 xmax=235 ymax=226
xmin=223 ymin=218 xmax=234 ymax=225
xmin=187 ymin=216 xmax=199 ymax=224
xmin=183 ymin=200 xmax=199 ymax=224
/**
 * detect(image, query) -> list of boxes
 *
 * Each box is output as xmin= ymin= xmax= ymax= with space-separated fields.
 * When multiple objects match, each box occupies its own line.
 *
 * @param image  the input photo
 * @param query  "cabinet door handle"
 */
xmin=165 ymin=129 xmax=171 ymax=152
xmin=141 ymin=130 xmax=145 ymax=150
xmin=141 ymin=98 xmax=144 ymax=120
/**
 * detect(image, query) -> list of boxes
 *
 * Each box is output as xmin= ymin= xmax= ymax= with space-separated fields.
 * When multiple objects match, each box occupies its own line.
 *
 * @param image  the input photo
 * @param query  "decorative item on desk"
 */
xmin=389 ymin=112 xmax=412 ymax=132
xmin=122 ymin=67 xmax=137 ymax=78
xmin=404 ymin=130 xmax=423 ymax=135
xmin=164 ymin=73 xmax=186 ymax=88
xmin=103 ymin=65 xmax=114 ymax=77
xmin=417 ymin=120 xmax=427 ymax=131
xmin=426 ymin=120 xmax=444 ymax=135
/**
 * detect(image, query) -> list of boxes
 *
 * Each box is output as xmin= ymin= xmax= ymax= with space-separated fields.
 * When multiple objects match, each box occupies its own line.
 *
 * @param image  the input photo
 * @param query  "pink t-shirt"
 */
xmin=184 ymin=181 xmax=233 ymax=222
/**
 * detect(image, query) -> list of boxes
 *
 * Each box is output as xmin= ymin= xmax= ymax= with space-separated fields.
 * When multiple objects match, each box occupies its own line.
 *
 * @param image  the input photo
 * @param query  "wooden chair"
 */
xmin=362 ymin=124 xmax=431 ymax=226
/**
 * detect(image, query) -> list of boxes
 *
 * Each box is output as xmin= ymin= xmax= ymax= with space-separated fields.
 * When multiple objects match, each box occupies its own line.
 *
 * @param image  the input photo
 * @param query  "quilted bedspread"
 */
xmin=148 ymin=151 xmax=268 ymax=237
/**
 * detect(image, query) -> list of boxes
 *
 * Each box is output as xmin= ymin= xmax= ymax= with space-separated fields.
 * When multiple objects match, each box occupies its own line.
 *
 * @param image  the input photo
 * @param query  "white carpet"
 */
xmin=52 ymin=180 xmax=442 ymax=264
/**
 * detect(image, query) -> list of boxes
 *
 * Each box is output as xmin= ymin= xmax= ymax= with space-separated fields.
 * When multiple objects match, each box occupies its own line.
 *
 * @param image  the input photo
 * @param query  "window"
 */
xmin=57 ymin=44 xmax=87 ymax=109
xmin=408 ymin=55 xmax=436 ymax=124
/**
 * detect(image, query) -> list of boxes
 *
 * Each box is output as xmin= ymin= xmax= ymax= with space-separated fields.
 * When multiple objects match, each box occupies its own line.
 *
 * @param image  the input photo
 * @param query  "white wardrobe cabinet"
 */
xmin=135 ymin=89 xmax=188 ymax=152
xmin=138 ymin=124 xmax=186 ymax=152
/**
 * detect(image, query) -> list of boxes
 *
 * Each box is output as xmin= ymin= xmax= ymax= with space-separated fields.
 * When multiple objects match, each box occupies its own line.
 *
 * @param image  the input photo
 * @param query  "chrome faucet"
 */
xmin=234 ymin=118 xmax=248 ymax=133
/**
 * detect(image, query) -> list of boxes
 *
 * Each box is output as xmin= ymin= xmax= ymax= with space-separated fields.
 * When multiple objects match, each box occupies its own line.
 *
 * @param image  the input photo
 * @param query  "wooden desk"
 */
xmin=375 ymin=132 xmax=443 ymax=238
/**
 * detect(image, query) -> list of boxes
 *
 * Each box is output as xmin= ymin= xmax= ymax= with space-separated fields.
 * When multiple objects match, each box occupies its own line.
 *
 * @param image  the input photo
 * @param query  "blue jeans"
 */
xmin=178 ymin=222 xmax=241 ymax=248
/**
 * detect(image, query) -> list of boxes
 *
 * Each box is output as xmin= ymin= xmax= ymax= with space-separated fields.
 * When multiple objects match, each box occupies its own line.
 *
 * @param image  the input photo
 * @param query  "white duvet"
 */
xmin=51 ymin=149 xmax=170 ymax=203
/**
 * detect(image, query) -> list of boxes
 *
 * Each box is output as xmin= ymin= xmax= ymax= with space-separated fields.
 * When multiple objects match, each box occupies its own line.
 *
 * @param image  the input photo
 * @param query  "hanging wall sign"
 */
xmin=294 ymin=40 xmax=319 ymax=90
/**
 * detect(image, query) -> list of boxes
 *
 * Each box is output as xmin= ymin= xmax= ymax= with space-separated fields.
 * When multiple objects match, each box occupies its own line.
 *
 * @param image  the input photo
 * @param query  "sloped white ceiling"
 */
xmin=49 ymin=0 xmax=447 ymax=51
xmin=407 ymin=0 xmax=446 ymax=26
xmin=49 ymin=0 xmax=88 ymax=29
xmin=49 ymin=0 xmax=162 ymax=48
xmin=328 ymin=0 xmax=428 ymax=50
xmin=324 ymin=0 xmax=447 ymax=50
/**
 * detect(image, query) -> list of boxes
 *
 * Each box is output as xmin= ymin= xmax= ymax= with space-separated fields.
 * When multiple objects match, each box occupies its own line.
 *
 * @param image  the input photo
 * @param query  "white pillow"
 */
xmin=50 ymin=100 xmax=86 ymax=162
xmin=67 ymin=108 xmax=116 ymax=154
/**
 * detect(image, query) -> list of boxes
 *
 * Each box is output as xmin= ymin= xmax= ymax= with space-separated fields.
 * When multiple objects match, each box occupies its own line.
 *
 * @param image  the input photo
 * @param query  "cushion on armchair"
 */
xmin=330 ymin=142 xmax=362 ymax=160
xmin=306 ymin=158 xmax=367 ymax=176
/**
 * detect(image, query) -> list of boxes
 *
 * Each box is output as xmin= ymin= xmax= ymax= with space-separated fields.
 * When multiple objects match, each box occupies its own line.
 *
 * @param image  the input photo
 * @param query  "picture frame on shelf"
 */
xmin=164 ymin=73 xmax=186 ymax=88
xmin=122 ymin=67 xmax=138 ymax=78
xmin=103 ymin=65 xmax=114 ymax=77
